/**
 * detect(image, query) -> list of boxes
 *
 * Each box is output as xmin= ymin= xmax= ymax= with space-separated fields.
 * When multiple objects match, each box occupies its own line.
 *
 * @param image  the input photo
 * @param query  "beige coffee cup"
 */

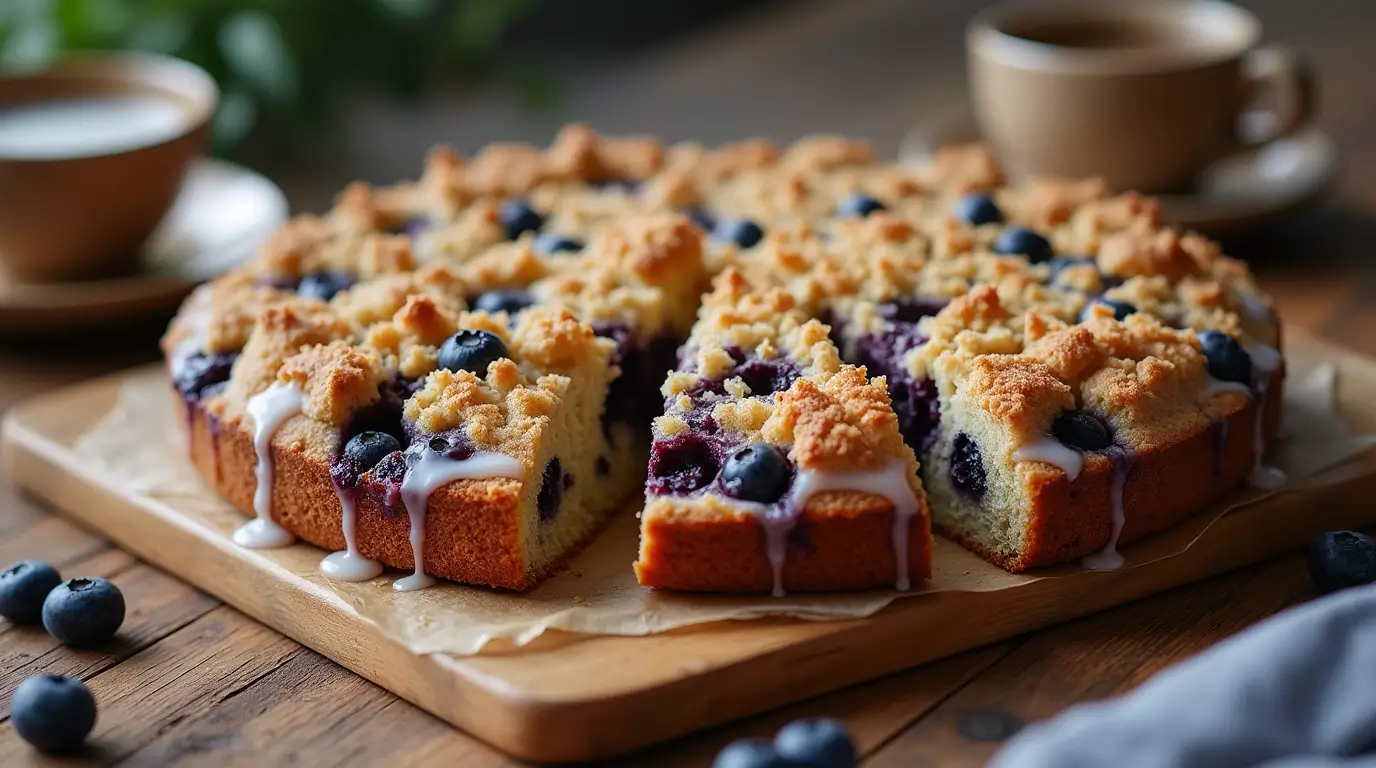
xmin=967 ymin=0 xmax=1316 ymax=193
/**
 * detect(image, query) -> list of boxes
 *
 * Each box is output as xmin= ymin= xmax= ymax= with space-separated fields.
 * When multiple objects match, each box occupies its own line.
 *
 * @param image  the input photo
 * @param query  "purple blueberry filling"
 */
xmin=329 ymin=376 xmax=423 ymax=493
xmin=173 ymin=351 xmax=237 ymax=402
xmin=647 ymin=433 xmax=720 ymax=495
xmin=734 ymin=357 xmax=802 ymax=397
xmin=537 ymin=458 xmax=569 ymax=522
xmin=878 ymin=297 xmax=949 ymax=324
xmin=594 ymin=324 xmax=680 ymax=430
xmin=852 ymin=318 xmax=941 ymax=455
xmin=949 ymin=432 xmax=987 ymax=499
xmin=396 ymin=216 xmax=432 ymax=239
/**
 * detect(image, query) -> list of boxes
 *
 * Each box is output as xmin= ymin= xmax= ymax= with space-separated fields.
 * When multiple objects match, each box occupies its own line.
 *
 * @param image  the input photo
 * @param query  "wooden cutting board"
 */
xmin=4 ymin=326 xmax=1376 ymax=763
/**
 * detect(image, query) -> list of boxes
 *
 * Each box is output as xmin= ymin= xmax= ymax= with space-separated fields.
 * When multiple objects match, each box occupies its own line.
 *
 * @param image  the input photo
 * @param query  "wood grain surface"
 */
xmin=3 ymin=0 xmax=1376 ymax=764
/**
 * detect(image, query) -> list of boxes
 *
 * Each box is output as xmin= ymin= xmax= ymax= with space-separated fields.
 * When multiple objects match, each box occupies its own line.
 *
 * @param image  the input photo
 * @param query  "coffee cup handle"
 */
xmin=1238 ymin=44 xmax=1318 ymax=147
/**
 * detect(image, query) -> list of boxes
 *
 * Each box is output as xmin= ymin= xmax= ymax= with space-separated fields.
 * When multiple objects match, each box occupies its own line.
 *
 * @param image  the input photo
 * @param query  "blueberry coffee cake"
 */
xmin=163 ymin=124 xmax=1283 ymax=593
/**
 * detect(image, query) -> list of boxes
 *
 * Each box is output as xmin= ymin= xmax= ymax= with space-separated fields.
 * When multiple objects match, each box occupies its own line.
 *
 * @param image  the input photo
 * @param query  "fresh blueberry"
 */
xmin=296 ymin=271 xmax=354 ymax=302
xmin=534 ymin=233 xmax=584 ymax=255
xmin=0 ymin=560 xmax=62 ymax=624
xmin=42 ymin=577 xmax=125 ymax=648
xmin=437 ymin=330 xmax=509 ymax=377
xmin=1307 ymin=531 xmax=1376 ymax=594
xmin=471 ymin=290 xmax=533 ymax=316
xmin=10 ymin=674 xmax=97 ymax=753
xmin=950 ymin=433 xmax=987 ymax=498
xmin=713 ymin=738 xmax=793 ymax=768
xmin=499 ymin=199 xmax=544 ymax=239
xmin=1052 ymin=411 xmax=1113 ymax=451
xmin=1082 ymin=299 xmax=1136 ymax=322
xmin=343 ymin=431 xmax=401 ymax=471
xmin=713 ymin=218 xmax=766 ymax=249
xmin=774 ymin=718 xmax=858 ymax=768
xmin=721 ymin=443 xmax=792 ymax=504
xmin=1198 ymin=330 xmax=1252 ymax=384
xmin=993 ymin=227 xmax=1055 ymax=264
xmin=954 ymin=193 xmax=1004 ymax=226
xmin=837 ymin=193 xmax=887 ymax=218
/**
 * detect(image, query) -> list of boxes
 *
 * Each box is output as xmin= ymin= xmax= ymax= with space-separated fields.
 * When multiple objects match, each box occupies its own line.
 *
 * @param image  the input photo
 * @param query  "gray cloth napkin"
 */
xmin=992 ymin=584 xmax=1376 ymax=768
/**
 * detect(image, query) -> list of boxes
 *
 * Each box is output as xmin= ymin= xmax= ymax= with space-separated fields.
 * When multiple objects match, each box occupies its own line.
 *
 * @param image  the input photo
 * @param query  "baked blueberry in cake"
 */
xmin=164 ymin=124 xmax=1284 ymax=593
xmin=635 ymin=272 xmax=932 ymax=594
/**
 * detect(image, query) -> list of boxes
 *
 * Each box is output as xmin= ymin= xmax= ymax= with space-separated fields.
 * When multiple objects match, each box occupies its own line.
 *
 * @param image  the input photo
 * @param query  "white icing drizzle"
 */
xmin=721 ymin=458 xmax=921 ymax=597
xmin=320 ymin=490 xmax=382 ymax=582
xmin=1013 ymin=436 xmax=1084 ymax=481
xmin=1247 ymin=342 xmax=1287 ymax=489
xmin=1082 ymin=451 xmax=1132 ymax=571
xmin=232 ymin=382 xmax=301 ymax=549
xmin=1204 ymin=376 xmax=1251 ymax=399
xmin=790 ymin=459 xmax=921 ymax=592
xmin=395 ymin=447 xmax=525 ymax=592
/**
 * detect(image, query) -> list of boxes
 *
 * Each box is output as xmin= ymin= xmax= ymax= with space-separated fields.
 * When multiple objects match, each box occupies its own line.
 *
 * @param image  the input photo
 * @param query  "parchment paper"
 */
xmin=74 ymin=349 xmax=1376 ymax=656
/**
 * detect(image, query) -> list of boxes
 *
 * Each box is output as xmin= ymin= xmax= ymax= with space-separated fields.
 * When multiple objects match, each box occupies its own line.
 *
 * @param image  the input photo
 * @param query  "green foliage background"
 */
xmin=0 ymin=0 xmax=543 ymax=155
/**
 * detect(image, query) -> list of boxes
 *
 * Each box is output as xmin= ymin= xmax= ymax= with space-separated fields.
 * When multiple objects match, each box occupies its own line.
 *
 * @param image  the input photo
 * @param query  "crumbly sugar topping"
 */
xmin=170 ymin=123 xmax=1278 ymax=487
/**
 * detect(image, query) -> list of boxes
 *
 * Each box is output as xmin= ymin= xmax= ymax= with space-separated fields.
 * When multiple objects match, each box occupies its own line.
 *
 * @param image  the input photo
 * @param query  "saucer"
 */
xmin=0 ymin=157 xmax=287 ymax=334
xmin=898 ymin=105 xmax=1340 ymax=237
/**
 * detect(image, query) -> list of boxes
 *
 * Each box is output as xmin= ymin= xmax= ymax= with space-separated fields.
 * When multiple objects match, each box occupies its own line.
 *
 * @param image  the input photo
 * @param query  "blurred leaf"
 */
xmin=0 ymin=0 xmax=548 ymax=155
xmin=374 ymin=0 xmax=436 ymax=22
xmin=0 ymin=16 xmax=57 ymax=70
xmin=217 ymin=11 xmax=299 ymax=106
xmin=212 ymin=87 xmax=257 ymax=151
xmin=127 ymin=14 xmax=193 ymax=55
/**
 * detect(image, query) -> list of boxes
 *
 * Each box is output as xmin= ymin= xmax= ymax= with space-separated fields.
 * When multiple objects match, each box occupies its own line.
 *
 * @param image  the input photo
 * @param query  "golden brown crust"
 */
xmin=166 ymin=123 xmax=1286 ymax=594
xmin=635 ymin=493 xmax=933 ymax=593
xmin=934 ymin=367 xmax=1283 ymax=571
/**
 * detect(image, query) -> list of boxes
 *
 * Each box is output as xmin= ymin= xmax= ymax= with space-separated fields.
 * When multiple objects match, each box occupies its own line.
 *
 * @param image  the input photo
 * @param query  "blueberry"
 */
xmin=42 ymin=577 xmax=125 ymax=648
xmin=437 ymin=330 xmax=509 ymax=376
xmin=1052 ymin=411 xmax=1112 ymax=451
xmin=954 ymin=193 xmax=1003 ymax=226
xmin=1198 ymin=330 xmax=1252 ymax=384
xmin=10 ymin=674 xmax=96 ymax=753
xmin=688 ymin=209 xmax=718 ymax=232
xmin=343 ymin=431 xmax=401 ymax=472
xmin=0 ymin=560 xmax=62 ymax=624
xmin=993 ymin=227 xmax=1055 ymax=264
xmin=173 ymin=351 xmax=237 ymax=400
xmin=647 ymin=433 xmax=720 ymax=495
xmin=735 ymin=358 xmax=802 ymax=397
xmin=472 ymin=290 xmax=533 ymax=316
xmin=950 ymin=433 xmax=987 ymax=498
xmin=721 ymin=443 xmax=792 ymax=504
xmin=837 ymin=193 xmax=887 ymax=218
xmin=1307 ymin=531 xmax=1376 ymax=594
xmin=499 ymin=199 xmax=544 ymax=239
xmin=1082 ymin=299 xmax=1136 ymax=322
xmin=713 ymin=218 xmax=766 ymax=249
xmin=297 ymin=271 xmax=354 ymax=302
xmin=774 ymin=718 xmax=858 ymax=768
xmin=537 ymin=458 xmax=564 ymax=522
xmin=713 ymin=738 xmax=793 ymax=768
xmin=534 ymin=233 xmax=584 ymax=255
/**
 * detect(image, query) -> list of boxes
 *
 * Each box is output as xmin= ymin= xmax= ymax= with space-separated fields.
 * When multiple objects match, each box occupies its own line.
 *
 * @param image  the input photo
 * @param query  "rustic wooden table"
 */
xmin=3 ymin=1 xmax=1376 ymax=765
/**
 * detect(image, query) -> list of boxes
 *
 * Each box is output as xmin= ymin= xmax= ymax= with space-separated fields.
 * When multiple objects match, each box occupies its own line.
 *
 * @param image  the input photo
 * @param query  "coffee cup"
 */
xmin=967 ymin=0 xmax=1316 ymax=193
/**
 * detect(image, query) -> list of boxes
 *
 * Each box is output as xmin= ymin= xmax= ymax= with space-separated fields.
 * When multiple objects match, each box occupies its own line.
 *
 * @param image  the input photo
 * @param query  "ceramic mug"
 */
xmin=967 ymin=0 xmax=1316 ymax=193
